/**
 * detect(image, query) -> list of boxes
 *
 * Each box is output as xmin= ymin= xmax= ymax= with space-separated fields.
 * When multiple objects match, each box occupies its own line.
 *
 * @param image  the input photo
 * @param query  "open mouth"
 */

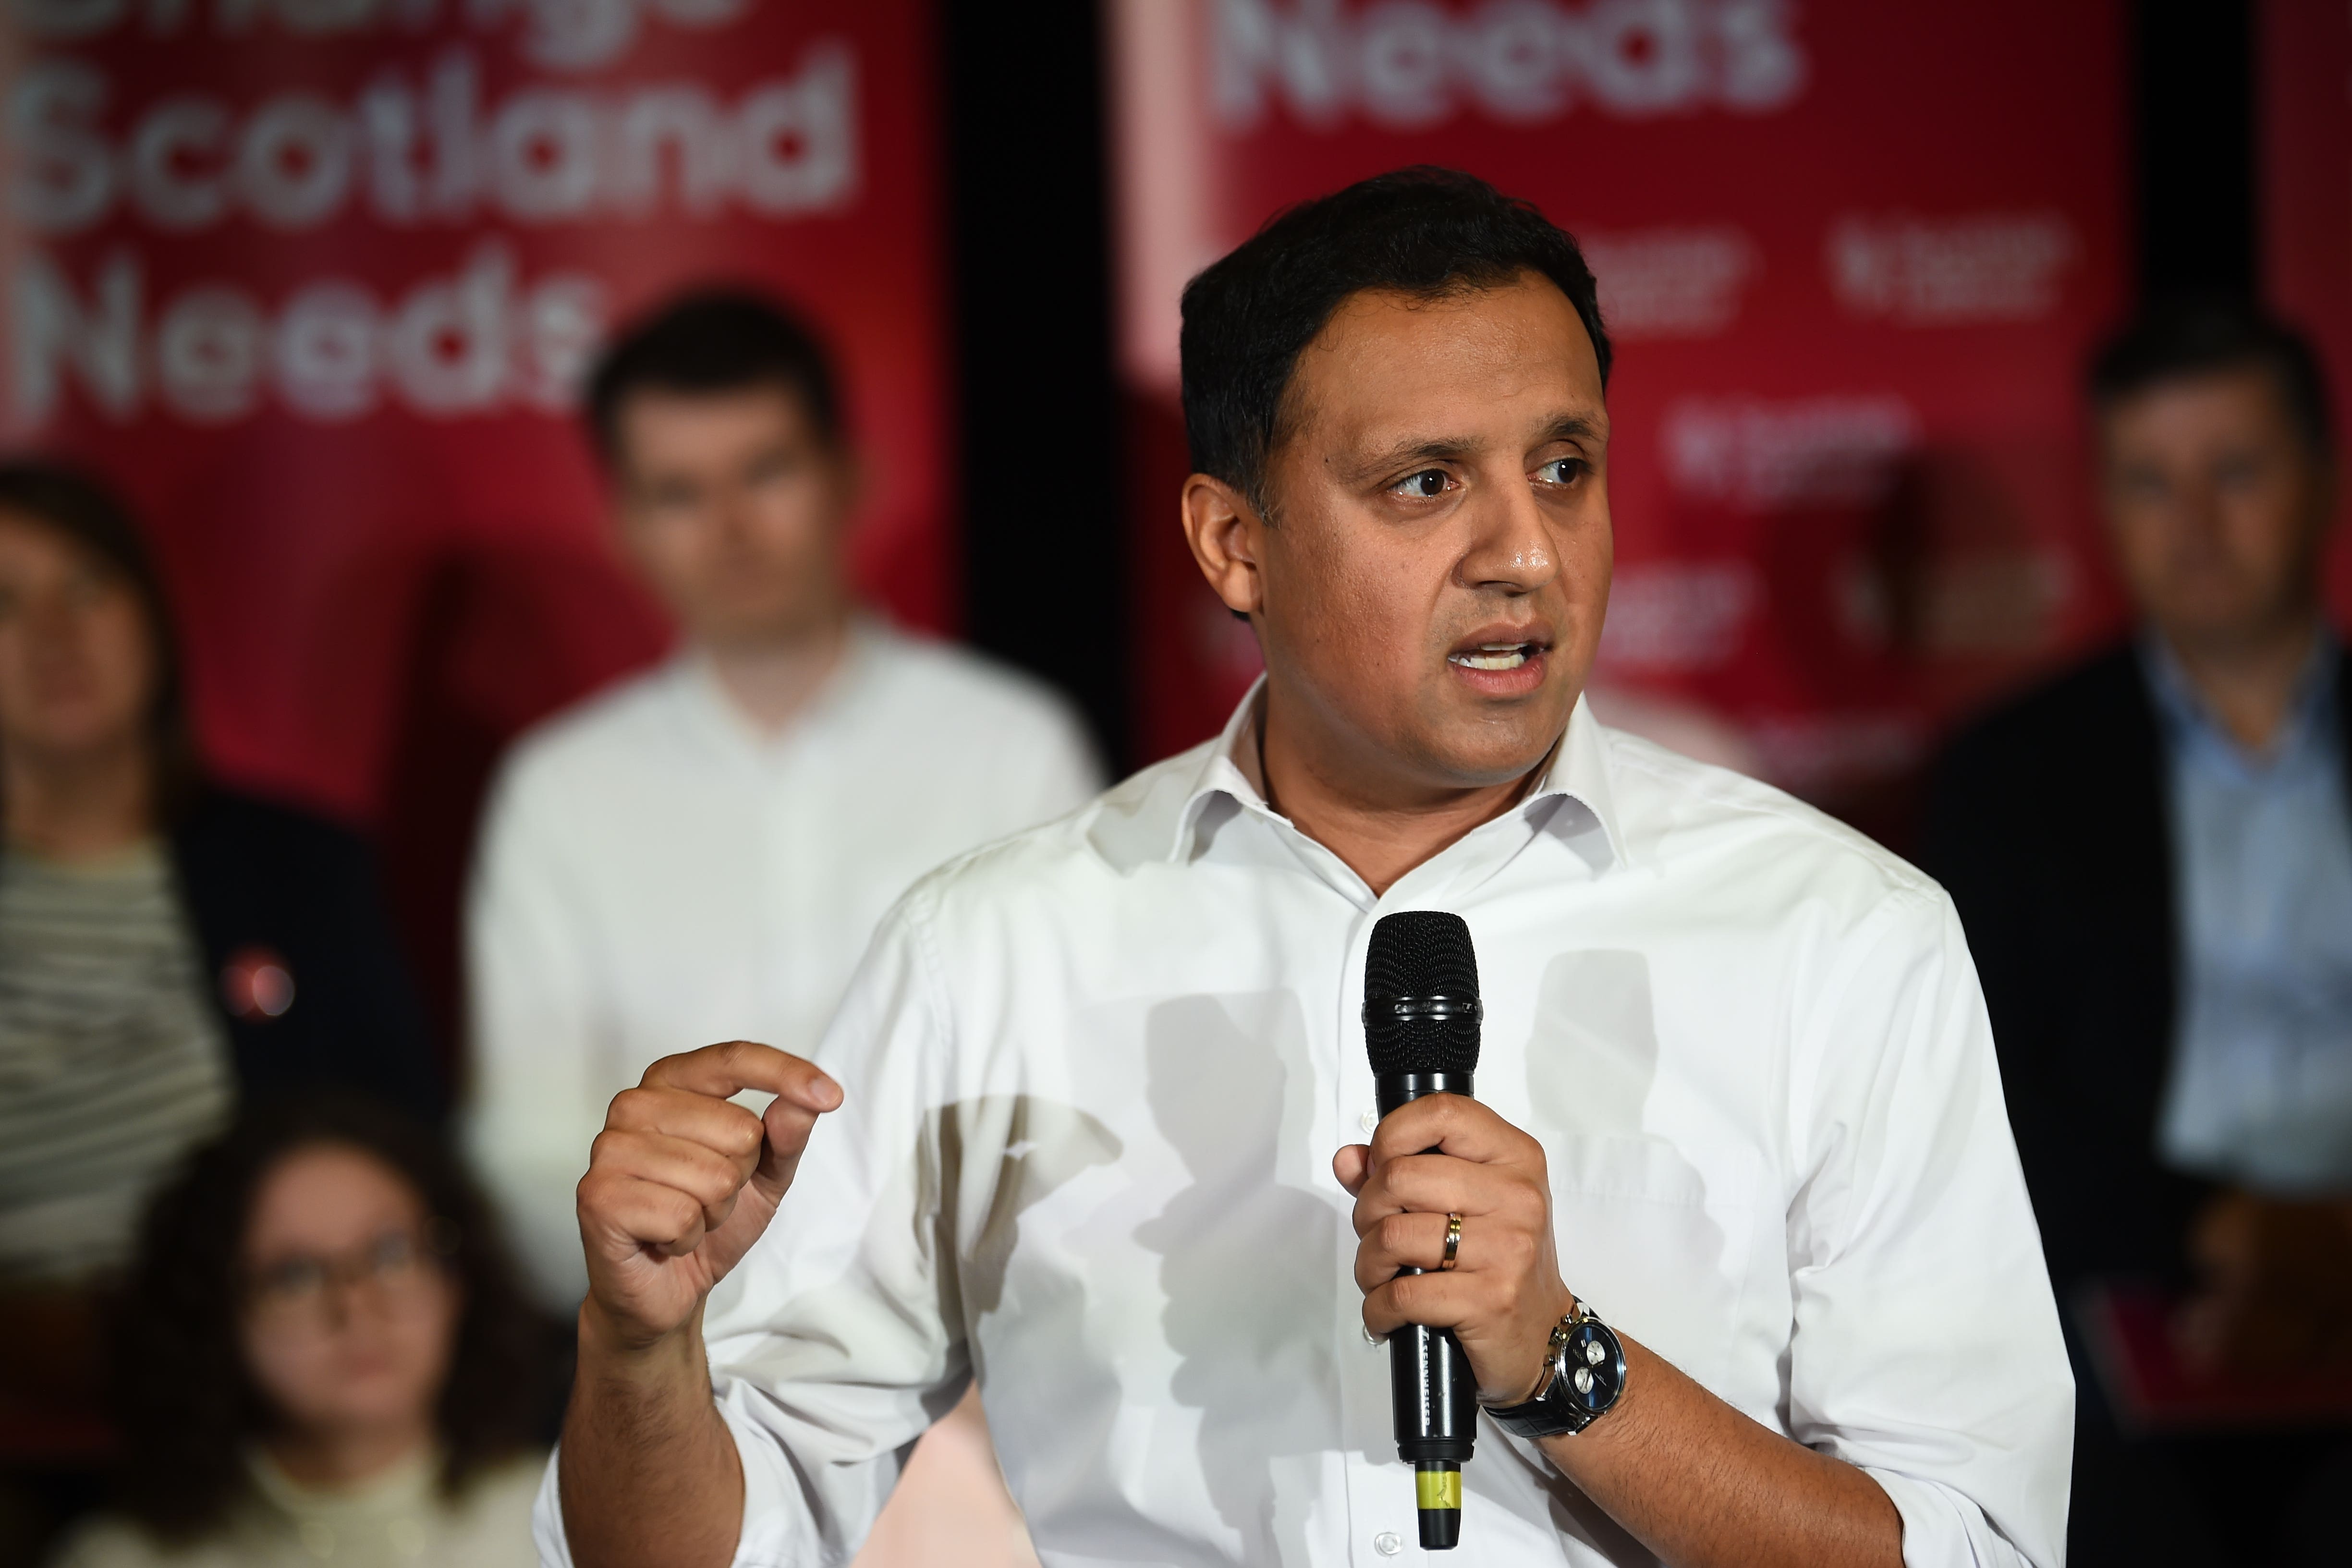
xmin=1448 ymin=642 xmax=1543 ymax=671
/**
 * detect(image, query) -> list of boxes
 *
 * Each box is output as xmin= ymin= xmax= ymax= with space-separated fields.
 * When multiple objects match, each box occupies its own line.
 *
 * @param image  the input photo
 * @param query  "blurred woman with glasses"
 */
xmin=52 ymin=1095 xmax=550 ymax=1568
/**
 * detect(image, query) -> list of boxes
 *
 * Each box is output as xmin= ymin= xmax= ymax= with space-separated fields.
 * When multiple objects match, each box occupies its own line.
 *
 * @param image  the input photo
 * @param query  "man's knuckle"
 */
xmin=694 ymin=1160 xmax=746 ymax=1205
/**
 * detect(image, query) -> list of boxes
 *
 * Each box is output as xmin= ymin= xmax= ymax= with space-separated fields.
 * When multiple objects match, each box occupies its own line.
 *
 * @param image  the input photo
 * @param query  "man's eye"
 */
xmin=1537 ymin=457 xmax=1586 ymax=486
xmin=2213 ymin=457 xmax=2265 ymax=494
xmin=746 ymin=451 xmax=802 ymax=487
xmin=1393 ymin=470 xmax=1450 ymax=499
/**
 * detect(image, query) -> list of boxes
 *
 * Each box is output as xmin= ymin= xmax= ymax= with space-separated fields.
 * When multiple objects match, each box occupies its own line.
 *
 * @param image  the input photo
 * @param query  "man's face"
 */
xmin=609 ymin=384 xmax=855 ymax=649
xmin=1228 ymin=274 xmax=1611 ymax=791
xmin=2100 ymin=367 xmax=2333 ymax=653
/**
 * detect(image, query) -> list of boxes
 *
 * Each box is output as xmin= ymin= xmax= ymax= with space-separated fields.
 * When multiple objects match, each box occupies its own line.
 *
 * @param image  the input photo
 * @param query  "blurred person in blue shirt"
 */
xmin=1925 ymin=302 xmax=2351 ymax=1568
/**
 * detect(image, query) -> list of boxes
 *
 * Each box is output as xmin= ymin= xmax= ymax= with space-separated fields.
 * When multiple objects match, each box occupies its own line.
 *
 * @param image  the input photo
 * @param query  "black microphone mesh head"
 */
xmin=1362 ymin=911 xmax=1481 ymax=1075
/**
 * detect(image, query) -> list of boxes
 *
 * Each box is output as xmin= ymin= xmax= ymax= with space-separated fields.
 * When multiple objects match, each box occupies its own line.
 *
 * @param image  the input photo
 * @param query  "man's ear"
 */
xmin=1180 ymin=473 xmax=1265 ymax=620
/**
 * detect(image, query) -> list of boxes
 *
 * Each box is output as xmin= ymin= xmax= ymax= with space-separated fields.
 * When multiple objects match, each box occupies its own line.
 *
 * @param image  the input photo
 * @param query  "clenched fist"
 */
xmin=576 ymin=1041 xmax=842 ymax=1350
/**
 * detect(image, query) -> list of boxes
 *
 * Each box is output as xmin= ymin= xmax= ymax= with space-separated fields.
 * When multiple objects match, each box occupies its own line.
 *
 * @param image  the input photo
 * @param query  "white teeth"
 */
xmin=1450 ymin=644 xmax=1532 ymax=671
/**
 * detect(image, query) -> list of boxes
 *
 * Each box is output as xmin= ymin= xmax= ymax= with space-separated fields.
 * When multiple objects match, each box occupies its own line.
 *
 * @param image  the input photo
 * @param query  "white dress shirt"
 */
xmin=533 ymin=685 xmax=2072 ymax=1568
xmin=464 ymin=620 xmax=1102 ymax=1307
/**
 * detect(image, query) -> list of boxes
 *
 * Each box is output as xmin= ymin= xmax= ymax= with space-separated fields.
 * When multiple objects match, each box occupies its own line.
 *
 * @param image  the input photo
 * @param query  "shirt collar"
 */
xmin=244 ymin=1444 xmax=439 ymax=1519
xmin=1168 ymin=676 xmax=1629 ymax=873
xmin=668 ymin=616 xmax=888 ymax=758
xmin=2141 ymin=623 xmax=2341 ymax=773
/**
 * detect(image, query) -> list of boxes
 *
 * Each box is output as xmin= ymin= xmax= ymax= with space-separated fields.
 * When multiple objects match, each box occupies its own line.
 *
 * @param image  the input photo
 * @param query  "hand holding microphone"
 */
xmin=1337 ymin=1091 xmax=1576 ymax=1398
xmin=1335 ymin=912 xmax=1581 ymax=1549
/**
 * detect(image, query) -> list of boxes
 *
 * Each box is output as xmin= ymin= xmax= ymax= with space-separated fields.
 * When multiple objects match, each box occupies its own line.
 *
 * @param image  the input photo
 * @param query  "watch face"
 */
xmin=1561 ymin=1320 xmax=1626 ymax=1415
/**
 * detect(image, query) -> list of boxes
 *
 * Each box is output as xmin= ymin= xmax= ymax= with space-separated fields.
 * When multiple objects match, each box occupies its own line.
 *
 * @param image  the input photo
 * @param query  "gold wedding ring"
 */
xmin=1440 ymin=1212 xmax=1463 ymax=1271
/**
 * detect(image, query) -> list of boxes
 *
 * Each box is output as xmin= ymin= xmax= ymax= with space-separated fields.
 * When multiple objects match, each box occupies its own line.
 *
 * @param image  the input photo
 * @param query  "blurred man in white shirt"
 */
xmin=464 ymin=291 xmax=1096 ymax=1565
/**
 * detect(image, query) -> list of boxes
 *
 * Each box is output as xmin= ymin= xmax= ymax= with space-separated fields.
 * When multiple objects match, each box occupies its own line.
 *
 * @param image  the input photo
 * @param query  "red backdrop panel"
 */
xmin=1110 ymin=0 xmax=2129 ymax=818
xmin=0 ymin=0 xmax=955 ymax=822
xmin=2264 ymin=0 xmax=2352 ymax=621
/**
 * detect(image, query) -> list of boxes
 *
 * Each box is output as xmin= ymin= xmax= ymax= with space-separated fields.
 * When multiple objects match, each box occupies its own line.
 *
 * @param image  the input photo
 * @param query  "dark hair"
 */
xmin=0 ymin=460 xmax=201 ymax=819
xmin=2088 ymin=299 xmax=2334 ymax=457
xmin=1180 ymin=166 xmax=1611 ymax=516
xmin=585 ymin=287 xmax=845 ymax=465
xmin=107 ymin=1095 xmax=550 ymax=1544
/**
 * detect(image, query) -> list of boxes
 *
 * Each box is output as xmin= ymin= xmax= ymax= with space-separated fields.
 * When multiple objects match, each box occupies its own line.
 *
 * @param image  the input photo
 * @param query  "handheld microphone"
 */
xmin=1362 ymin=910 xmax=1482 ymax=1552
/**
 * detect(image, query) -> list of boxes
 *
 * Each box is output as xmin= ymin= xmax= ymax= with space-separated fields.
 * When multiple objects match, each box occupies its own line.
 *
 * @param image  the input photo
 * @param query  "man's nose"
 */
xmin=2170 ymin=471 xmax=2232 ymax=542
xmin=1456 ymin=478 xmax=1558 ymax=595
xmin=713 ymin=482 xmax=760 ymax=543
xmin=24 ymin=595 xmax=87 ymax=653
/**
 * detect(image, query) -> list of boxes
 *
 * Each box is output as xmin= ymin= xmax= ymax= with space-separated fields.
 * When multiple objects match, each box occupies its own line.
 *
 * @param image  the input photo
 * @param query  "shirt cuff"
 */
xmin=530 ymin=1414 xmax=790 ymax=1568
xmin=1865 ymin=1466 xmax=2047 ymax=1568
xmin=530 ymin=1446 xmax=572 ymax=1568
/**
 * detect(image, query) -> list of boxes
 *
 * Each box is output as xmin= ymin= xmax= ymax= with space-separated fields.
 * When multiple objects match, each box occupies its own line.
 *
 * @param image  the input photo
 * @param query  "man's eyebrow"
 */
xmin=1339 ymin=436 xmax=1480 ymax=478
xmin=1539 ymin=413 xmax=1606 ymax=445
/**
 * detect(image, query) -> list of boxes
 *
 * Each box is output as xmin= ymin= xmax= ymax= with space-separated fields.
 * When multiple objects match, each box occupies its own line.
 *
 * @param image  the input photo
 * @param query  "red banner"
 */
xmin=2263 ymin=0 xmax=2352 ymax=619
xmin=1 ymin=0 xmax=954 ymax=821
xmin=1110 ymin=0 xmax=2129 ymax=815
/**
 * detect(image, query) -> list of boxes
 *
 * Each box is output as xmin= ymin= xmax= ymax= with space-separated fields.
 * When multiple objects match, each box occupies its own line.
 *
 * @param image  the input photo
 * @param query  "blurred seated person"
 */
xmin=1924 ymin=301 xmax=2351 ymax=1566
xmin=52 ymin=1096 xmax=547 ymax=1568
xmin=462 ymin=291 xmax=1096 ymax=1562
xmin=0 ymin=462 xmax=439 ymax=1417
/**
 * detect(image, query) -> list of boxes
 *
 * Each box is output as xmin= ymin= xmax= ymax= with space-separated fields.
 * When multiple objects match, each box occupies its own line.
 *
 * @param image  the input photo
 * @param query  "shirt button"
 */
xmin=1374 ymin=1530 xmax=1404 ymax=1556
xmin=1360 ymin=1108 xmax=1379 ymax=1134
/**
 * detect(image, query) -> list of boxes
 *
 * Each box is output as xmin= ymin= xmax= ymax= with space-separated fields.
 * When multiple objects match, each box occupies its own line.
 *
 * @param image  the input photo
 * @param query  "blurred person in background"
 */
xmin=462 ymin=290 xmax=1098 ymax=1565
xmin=51 ymin=1095 xmax=547 ymax=1568
xmin=0 ymin=462 xmax=439 ymax=1423
xmin=1924 ymin=302 xmax=2351 ymax=1566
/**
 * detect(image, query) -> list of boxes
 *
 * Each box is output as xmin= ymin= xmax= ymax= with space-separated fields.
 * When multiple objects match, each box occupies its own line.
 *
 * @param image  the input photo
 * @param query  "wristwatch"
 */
xmin=1482 ymin=1299 xmax=1627 ymax=1439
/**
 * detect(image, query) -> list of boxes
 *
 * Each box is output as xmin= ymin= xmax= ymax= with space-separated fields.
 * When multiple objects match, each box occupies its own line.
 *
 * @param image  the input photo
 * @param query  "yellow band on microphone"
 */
xmin=1416 ymin=1469 xmax=1462 ymax=1511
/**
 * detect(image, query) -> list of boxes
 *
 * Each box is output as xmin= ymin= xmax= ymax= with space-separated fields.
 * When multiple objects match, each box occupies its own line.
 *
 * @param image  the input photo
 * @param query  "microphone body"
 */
xmin=1362 ymin=912 xmax=1485 ymax=1552
xmin=1376 ymin=1068 xmax=1478 ymax=1551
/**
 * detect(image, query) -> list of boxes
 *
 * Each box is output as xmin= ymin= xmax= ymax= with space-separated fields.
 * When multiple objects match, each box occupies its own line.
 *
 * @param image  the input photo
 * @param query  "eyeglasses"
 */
xmin=244 ymin=1223 xmax=454 ymax=1317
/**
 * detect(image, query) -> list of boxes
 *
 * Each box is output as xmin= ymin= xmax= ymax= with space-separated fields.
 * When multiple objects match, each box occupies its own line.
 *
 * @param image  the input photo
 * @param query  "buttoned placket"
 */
xmin=1142 ymin=684 xmax=1628 ymax=1563
xmin=679 ymin=634 xmax=885 ymax=1064
xmin=1206 ymin=784 xmax=1601 ymax=1566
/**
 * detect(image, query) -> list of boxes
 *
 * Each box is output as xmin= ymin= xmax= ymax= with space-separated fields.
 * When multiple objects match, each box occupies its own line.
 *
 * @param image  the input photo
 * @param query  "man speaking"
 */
xmin=540 ymin=170 xmax=2071 ymax=1568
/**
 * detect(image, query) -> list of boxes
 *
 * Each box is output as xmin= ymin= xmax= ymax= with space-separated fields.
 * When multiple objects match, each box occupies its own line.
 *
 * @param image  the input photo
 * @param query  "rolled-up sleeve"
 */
xmin=532 ymin=894 xmax=969 ymax=1568
xmin=1784 ymin=887 xmax=2073 ymax=1568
